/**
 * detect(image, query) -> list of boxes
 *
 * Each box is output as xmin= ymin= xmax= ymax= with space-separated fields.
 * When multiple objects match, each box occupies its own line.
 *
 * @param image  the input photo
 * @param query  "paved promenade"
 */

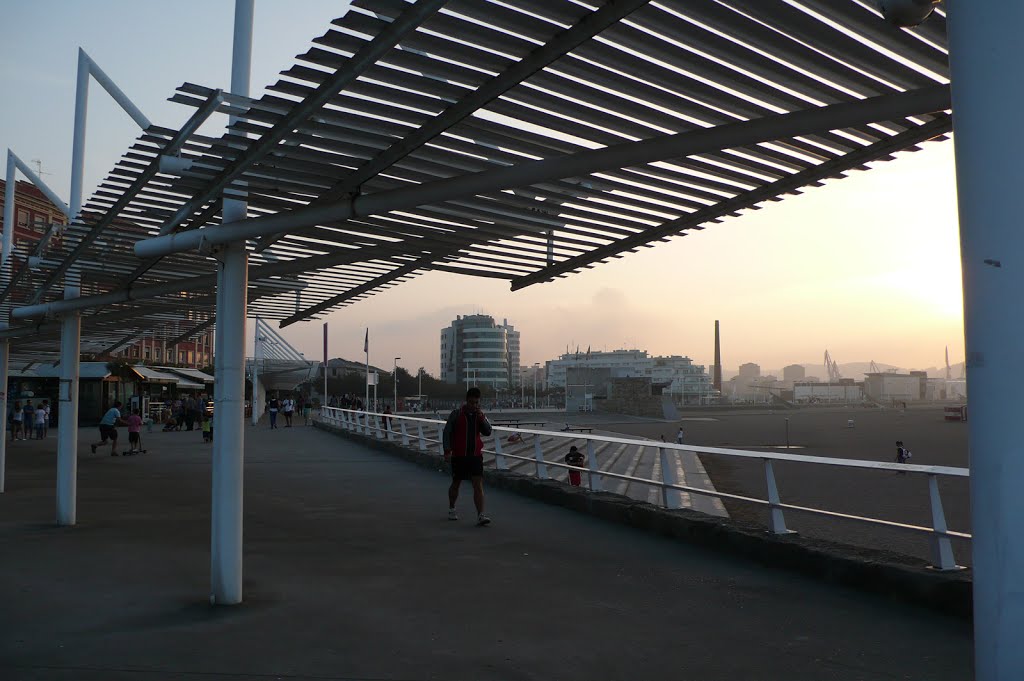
xmin=1 ymin=424 xmax=971 ymax=680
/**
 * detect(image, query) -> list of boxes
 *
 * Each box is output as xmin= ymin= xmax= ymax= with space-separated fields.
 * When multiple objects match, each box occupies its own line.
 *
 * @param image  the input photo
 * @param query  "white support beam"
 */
xmin=56 ymin=44 xmax=154 ymax=528
xmin=0 ymin=328 xmax=8 ymax=493
xmin=70 ymin=48 xmax=152 ymax=220
xmin=210 ymin=0 xmax=253 ymax=607
xmin=946 ymin=1 xmax=1024 ymax=678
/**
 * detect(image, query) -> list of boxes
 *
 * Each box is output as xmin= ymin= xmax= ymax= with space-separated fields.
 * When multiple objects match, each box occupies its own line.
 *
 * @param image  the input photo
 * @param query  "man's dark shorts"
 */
xmin=451 ymin=455 xmax=483 ymax=481
xmin=99 ymin=424 xmax=118 ymax=442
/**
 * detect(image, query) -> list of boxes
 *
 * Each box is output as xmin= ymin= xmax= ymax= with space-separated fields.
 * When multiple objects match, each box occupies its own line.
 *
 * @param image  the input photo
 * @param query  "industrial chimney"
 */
xmin=713 ymin=320 xmax=722 ymax=392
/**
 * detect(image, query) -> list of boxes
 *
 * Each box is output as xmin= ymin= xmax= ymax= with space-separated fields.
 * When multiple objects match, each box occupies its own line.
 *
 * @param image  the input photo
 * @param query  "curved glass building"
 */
xmin=440 ymin=315 xmax=521 ymax=389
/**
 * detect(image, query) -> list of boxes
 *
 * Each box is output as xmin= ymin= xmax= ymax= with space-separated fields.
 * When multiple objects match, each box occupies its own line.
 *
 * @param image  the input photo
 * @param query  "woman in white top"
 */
xmin=282 ymin=397 xmax=294 ymax=427
xmin=34 ymin=405 xmax=47 ymax=439
xmin=10 ymin=400 xmax=22 ymax=441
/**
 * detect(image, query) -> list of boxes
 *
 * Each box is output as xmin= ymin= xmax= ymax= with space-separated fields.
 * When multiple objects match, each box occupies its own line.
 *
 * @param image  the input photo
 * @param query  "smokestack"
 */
xmin=713 ymin=320 xmax=722 ymax=392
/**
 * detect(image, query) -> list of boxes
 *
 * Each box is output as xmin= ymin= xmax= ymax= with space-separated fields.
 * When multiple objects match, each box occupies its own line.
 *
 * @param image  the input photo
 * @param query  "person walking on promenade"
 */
xmin=33 ymin=403 xmax=47 ymax=440
xmin=40 ymin=400 xmax=51 ymax=438
xmin=22 ymin=401 xmax=35 ymax=440
xmin=10 ymin=400 xmax=23 ymax=441
xmin=383 ymin=404 xmax=393 ymax=433
xmin=183 ymin=396 xmax=195 ymax=432
xmin=302 ymin=399 xmax=312 ymax=425
xmin=267 ymin=395 xmax=280 ymax=429
xmin=90 ymin=401 xmax=127 ymax=457
xmin=895 ymin=440 xmax=912 ymax=464
xmin=443 ymin=387 xmax=493 ymax=526
xmin=676 ymin=427 xmax=685 ymax=445
xmin=283 ymin=396 xmax=294 ymax=427
xmin=564 ymin=445 xmax=586 ymax=487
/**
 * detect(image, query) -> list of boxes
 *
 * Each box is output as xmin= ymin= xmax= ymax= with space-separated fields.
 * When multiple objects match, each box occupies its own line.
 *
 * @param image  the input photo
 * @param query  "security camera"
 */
xmin=878 ymin=0 xmax=940 ymax=27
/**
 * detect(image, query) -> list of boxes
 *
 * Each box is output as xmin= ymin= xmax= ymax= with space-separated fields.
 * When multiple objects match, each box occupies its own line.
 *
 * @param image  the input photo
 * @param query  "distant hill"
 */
xmin=787 ymin=361 xmax=966 ymax=380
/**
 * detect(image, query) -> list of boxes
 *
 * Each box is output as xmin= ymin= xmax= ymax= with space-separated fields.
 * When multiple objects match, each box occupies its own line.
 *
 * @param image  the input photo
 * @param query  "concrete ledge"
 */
xmin=315 ymin=420 xmax=972 ymax=618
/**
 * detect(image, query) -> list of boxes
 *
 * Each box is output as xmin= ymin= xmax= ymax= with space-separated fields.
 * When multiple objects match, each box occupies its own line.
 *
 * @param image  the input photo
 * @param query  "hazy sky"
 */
xmin=0 ymin=1 xmax=964 ymax=377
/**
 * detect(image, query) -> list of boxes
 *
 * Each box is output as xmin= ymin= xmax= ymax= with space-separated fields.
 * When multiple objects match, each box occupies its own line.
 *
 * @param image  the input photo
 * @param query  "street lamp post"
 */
xmin=394 ymin=357 xmax=401 ymax=409
xmin=533 ymin=362 xmax=539 ymax=409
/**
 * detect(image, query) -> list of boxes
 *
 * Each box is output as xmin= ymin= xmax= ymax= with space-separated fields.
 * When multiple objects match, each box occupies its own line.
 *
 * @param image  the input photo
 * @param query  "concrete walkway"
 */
xmin=0 ymin=425 xmax=972 ymax=680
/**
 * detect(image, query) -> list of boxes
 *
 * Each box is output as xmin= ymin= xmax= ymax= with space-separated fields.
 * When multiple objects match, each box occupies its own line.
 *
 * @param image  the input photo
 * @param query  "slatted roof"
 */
xmin=1 ymin=0 xmax=951 ymax=359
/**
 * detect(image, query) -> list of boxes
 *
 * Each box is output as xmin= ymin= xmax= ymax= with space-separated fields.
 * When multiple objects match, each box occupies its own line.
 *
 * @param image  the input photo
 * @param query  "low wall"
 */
xmin=315 ymin=419 xmax=971 ymax=618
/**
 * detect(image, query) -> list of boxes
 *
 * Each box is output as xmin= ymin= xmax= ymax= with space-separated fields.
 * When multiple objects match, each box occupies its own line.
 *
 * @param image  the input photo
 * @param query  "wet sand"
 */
xmin=592 ymin=406 xmax=971 ymax=567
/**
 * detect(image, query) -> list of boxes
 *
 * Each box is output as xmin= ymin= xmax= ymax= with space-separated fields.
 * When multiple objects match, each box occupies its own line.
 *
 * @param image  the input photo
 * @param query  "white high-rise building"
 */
xmin=440 ymin=315 xmax=521 ymax=389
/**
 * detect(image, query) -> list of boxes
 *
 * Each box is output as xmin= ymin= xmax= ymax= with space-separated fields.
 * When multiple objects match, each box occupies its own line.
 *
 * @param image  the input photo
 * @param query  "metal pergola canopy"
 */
xmin=1 ymin=0 xmax=951 ymax=356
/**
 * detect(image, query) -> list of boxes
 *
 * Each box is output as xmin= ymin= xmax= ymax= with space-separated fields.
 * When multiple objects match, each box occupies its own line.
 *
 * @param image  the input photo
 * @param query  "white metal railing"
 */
xmin=319 ymin=407 xmax=970 ymax=571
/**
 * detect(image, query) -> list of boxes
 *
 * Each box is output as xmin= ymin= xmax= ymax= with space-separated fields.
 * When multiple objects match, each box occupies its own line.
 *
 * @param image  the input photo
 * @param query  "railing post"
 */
xmin=494 ymin=433 xmax=507 ymax=470
xmin=659 ymin=446 xmax=682 ymax=509
xmin=534 ymin=437 xmax=549 ymax=479
xmin=400 ymin=420 xmax=409 ymax=446
xmin=375 ymin=414 xmax=383 ymax=438
xmin=586 ymin=440 xmax=602 ymax=491
xmin=417 ymin=423 xmax=427 ymax=451
xmin=927 ymin=474 xmax=960 ymax=571
xmin=436 ymin=424 xmax=444 ymax=457
xmin=764 ymin=459 xmax=795 ymax=535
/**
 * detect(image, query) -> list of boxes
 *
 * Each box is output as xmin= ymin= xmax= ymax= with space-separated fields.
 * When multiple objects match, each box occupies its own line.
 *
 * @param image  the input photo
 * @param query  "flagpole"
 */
xmin=364 ymin=328 xmax=370 ymax=413
xmin=323 ymin=323 xmax=328 ymax=406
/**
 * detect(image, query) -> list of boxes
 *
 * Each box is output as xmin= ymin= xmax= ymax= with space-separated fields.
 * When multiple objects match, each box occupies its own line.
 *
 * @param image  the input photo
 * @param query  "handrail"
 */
xmin=319 ymin=407 xmax=970 ymax=569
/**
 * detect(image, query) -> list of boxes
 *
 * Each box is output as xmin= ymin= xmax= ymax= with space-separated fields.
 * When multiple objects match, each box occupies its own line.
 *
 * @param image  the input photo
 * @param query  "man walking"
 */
xmin=443 ymin=387 xmax=492 ymax=526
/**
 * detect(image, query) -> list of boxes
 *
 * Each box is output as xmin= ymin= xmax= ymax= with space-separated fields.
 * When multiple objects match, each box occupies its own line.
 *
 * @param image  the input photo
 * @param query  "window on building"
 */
xmin=155 ymin=348 xmax=162 ymax=360
xmin=179 ymin=351 xmax=185 ymax=363
xmin=144 ymin=347 xmax=151 ymax=359
xmin=188 ymin=351 xmax=194 ymax=364
xmin=16 ymin=210 xmax=29 ymax=227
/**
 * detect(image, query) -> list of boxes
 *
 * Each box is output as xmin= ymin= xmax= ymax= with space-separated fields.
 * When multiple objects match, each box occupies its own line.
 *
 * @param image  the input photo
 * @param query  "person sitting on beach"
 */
xmin=895 ymin=440 xmax=912 ymax=464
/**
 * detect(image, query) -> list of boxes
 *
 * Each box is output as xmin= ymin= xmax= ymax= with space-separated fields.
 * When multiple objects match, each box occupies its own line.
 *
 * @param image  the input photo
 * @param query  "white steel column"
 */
xmin=1 ymin=158 xmax=12 ymax=491
xmin=69 ymin=49 xmax=90 ymax=220
xmin=210 ymin=241 xmax=247 ymax=604
xmin=56 ymin=294 xmax=80 ymax=526
xmin=0 ymin=332 xmax=8 ymax=493
xmin=947 ymin=2 xmax=1024 ymax=677
xmin=210 ymin=0 xmax=253 ymax=606
xmin=3 ymin=152 xmax=15 ymax=267
xmin=56 ymin=46 xmax=91 ymax=527
xmin=250 ymin=318 xmax=260 ymax=426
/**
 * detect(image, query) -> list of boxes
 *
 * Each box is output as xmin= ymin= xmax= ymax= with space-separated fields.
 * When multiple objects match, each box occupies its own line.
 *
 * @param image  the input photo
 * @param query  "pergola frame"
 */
xmin=7 ymin=1 xmax=1023 ymax=677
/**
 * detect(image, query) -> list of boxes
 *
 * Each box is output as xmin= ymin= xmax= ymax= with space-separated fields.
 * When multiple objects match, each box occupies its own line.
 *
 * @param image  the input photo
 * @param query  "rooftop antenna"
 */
xmin=30 ymin=159 xmax=51 ymax=178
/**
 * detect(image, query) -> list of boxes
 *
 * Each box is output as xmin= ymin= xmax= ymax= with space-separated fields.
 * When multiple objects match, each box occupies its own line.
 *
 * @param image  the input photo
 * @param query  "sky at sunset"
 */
xmin=0 ymin=1 xmax=965 ymax=378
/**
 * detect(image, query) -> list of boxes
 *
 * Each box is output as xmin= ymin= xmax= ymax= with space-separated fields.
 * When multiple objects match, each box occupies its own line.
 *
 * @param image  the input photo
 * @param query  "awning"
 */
xmin=29 ymin=361 xmax=113 ymax=380
xmin=156 ymin=367 xmax=215 ymax=384
xmin=131 ymin=366 xmax=180 ymax=384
